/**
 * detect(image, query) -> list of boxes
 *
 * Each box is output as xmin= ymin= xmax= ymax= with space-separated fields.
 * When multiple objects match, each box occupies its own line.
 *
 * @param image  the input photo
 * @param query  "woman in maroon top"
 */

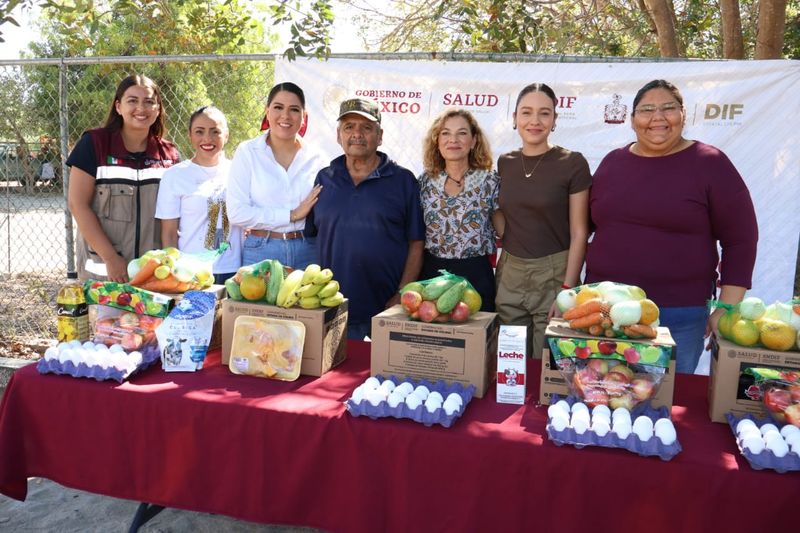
xmin=586 ymin=79 xmax=758 ymax=374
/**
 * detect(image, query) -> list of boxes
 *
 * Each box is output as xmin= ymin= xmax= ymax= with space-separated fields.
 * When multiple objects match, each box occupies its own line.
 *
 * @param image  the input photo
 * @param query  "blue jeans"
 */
xmin=347 ymin=320 xmax=372 ymax=341
xmin=242 ymin=235 xmax=318 ymax=270
xmin=659 ymin=306 xmax=709 ymax=374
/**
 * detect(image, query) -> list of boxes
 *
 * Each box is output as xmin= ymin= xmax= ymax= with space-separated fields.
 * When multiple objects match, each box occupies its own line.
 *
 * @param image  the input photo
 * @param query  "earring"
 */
xmin=513 ymin=124 xmax=517 ymax=130
xmin=551 ymin=125 xmax=557 ymax=132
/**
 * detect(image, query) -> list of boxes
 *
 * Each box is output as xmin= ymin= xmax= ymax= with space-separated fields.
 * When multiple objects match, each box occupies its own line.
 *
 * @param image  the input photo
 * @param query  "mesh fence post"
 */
xmin=59 ymin=59 xmax=75 ymax=275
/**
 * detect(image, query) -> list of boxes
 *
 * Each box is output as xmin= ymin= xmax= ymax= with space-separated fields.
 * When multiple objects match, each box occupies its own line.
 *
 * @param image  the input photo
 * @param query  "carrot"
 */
xmin=604 ymin=328 xmax=617 ymax=338
xmin=129 ymin=259 xmax=159 ymax=287
xmin=569 ymin=312 xmax=604 ymax=330
xmin=622 ymin=324 xmax=658 ymax=339
xmin=588 ymin=324 xmax=604 ymax=336
xmin=562 ymin=300 xmax=603 ymax=321
xmin=138 ymin=276 xmax=181 ymax=293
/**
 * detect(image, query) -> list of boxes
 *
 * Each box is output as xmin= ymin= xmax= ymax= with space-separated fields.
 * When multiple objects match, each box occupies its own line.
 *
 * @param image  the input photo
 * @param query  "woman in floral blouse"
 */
xmin=418 ymin=109 xmax=503 ymax=311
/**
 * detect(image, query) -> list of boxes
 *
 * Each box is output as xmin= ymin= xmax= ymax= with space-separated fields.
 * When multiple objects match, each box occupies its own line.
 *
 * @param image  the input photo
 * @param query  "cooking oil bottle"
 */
xmin=56 ymin=272 xmax=89 ymax=342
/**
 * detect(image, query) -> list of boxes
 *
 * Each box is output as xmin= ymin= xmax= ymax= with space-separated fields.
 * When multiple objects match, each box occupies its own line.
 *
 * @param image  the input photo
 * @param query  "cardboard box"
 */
xmin=540 ymin=319 xmax=677 ymax=409
xmin=221 ymin=298 xmax=348 ymax=377
xmin=370 ymin=305 xmax=500 ymax=398
xmin=170 ymin=285 xmax=226 ymax=351
xmin=708 ymin=336 xmax=800 ymax=423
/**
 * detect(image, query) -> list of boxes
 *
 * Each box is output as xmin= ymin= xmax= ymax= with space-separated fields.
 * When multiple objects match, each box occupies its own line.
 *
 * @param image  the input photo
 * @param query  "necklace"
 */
xmin=445 ymin=174 xmax=464 ymax=187
xmin=520 ymin=150 xmax=548 ymax=179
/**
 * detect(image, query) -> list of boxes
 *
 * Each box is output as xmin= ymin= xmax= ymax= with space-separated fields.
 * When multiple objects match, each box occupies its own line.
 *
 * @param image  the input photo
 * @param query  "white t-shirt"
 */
xmin=156 ymin=157 xmax=242 ymax=274
xmin=226 ymin=132 xmax=327 ymax=232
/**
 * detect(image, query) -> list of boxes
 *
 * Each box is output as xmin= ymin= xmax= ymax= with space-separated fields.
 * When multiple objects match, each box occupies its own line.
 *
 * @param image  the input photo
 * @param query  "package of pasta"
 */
xmin=546 ymin=334 xmax=673 ymax=410
xmin=228 ymin=316 xmax=306 ymax=381
xmin=555 ymin=281 xmax=660 ymax=339
xmin=398 ymin=270 xmax=482 ymax=323
xmin=709 ymin=297 xmax=800 ymax=351
xmin=743 ymin=367 xmax=800 ymax=427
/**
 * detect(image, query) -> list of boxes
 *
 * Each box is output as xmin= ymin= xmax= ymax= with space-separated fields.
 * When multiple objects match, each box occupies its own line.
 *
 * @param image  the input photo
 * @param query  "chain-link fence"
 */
xmin=1 ymin=53 xmax=799 ymax=346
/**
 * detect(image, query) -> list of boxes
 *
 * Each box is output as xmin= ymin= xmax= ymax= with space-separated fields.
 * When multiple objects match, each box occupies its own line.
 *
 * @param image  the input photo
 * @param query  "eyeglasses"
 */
xmin=634 ymin=102 xmax=682 ymax=117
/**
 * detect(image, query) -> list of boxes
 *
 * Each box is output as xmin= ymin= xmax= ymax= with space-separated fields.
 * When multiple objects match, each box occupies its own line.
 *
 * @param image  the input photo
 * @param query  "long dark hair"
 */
xmin=515 ymin=83 xmax=558 ymax=110
xmin=267 ymin=82 xmax=305 ymax=107
xmin=104 ymin=74 xmax=166 ymax=139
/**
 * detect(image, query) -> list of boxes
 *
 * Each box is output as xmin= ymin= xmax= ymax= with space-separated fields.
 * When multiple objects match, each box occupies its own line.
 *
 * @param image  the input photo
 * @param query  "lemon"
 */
xmin=730 ymin=319 xmax=760 ymax=347
xmin=461 ymin=288 xmax=482 ymax=315
xmin=638 ymin=299 xmax=660 ymax=325
xmin=575 ymin=287 xmax=601 ymax=306
xmin=759 ymin=319 xmax=797 ymax=351
xmin=717 ymin=310 xmax=740 ymax=341
xmin=239 ymin=274 xmax=267 ymax=301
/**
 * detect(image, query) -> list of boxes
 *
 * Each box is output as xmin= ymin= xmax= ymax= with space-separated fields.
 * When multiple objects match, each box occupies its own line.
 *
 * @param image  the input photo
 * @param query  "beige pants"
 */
xmin=495 ymin=249 xmax=568 ymax=359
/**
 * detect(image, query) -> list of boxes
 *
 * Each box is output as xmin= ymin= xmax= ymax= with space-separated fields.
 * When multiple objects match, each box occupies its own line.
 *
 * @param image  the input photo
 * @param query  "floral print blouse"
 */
xmin=418 ymin=168 xmax=500 ymax=259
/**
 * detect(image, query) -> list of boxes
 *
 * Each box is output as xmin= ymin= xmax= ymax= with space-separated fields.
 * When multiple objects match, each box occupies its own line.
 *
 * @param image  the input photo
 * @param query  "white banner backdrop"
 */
xmin=276 ymin=58 xmax=800 ymax=305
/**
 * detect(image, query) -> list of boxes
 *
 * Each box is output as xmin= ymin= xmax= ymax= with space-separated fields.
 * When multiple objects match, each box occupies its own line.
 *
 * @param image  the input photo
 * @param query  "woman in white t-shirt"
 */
xmin=156 ymin=106 xmax=242 ymax=283
xmin=226 ymin=82 xmax=325 ymax=270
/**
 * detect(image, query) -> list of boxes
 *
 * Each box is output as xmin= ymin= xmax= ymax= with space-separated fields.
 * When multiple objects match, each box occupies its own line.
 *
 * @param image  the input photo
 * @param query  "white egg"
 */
xmin=784 ymin=432 xmax=800 ymax=448
xmin=759 ymin=423 xmax=779 ymax=436
xmin=591 ymin=411 xmax=611 ymax=427
xmin=405 ymin=394 xmax=422 ymax=410
xmin=428 ymin=391 xmax=444 ymax=404
xmin=571 ymin=402 xmax=589 ymax=414
xmin=413 ymin=385 xmax=430 ymax=400
xmin=386 ymin=391 xmax=403 ymax=408
xmin=94 ymin=343 xmax=109 ymax=352
xmin=735 ymin=418 xmax=758 ymax=436
xmin=592 ymin=418 xmax=611 ymax=437
xmin=363 ymin=376 xmax=381 ymax=390
xmin=446 ymin=393 xmax=464 ymax=408
xmin=762 ymin=430 xmax=783 ymax=446
xmin=443 ymin=398 xmax=460 ymax=416
xmin=129 ymin=351 xmax=143 ymax=366
xmin=612 ymin=420 xmax=632 ymax=439
xmin=109 ymin=343 xmax=125 ymax=353
xmin=738 ymin=426 xmax=762 ymax=443
xmin=592 ymin=405 xmax=611 ymax=420
xmin=571 ymin=417 xmax=590 ymax=435
xmin=57 ymin=342 xmax=70 ymax=354
xmin=654 ymin=421 xmax=677 ymax=446
xmin=112 ymin=354 xmax=129 ymax=372
xmin=653 ymin=418 xmax=673 ymax=433
xmin=571 ymin=410 xmax=590 ymax=425
xmin=742 ymin=435 xmax=765 ymax=454
xmin=548 ymin=403 xmax=568 ymax=419
xmin=350 ymin=385 xmax=366 ymax=404
xmin=44 ymin=347 xmax=59 ymax=361
xmin=397 ymin=382 xmax=415 ymax=395
xmin=68 ymin=340 xmax=83 ymax=349
xmin=555 ymin=400 xmax=571 ymax=414
xmin=550 ymin=416 xmax=568 ymax=432
xmin=779 ymin=425 xmax=800 ymax=439
xmin=766 ymin=437 xmax=789 ymax=458
xmin=632 ymin=416 xmax=654 ymax=441
xmin=392 ymin=387 xmax=410 ymax=400
xmin=82 ymin=341 xmax=96 ymax=350
xmin=365 ymin=388 xmax=385 ymax=407
xmin=611 ymin=408 xmax=631 ymax=423
xmin=82 ymin=351 xmax=97 ymax=367
xmin=791 ymin=442 xmax=800 ymax=456
xmin=424 ymin=397 xmax=442 ymax=413
xmin=58 ymin=348 xmax=74 ymax=364
xmin=378 ymin=380 xmax=396 ymax=394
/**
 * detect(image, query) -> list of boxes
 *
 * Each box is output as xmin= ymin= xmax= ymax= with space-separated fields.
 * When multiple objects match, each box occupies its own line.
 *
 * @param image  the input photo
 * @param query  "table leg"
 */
xmin=128 ymin=502 xmax=165 ymax=532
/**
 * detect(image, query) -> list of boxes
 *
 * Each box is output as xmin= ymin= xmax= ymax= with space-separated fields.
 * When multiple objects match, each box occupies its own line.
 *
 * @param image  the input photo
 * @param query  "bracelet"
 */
xmin=561 ymin=283 xmax=572 ymax=290
xmin=289 ymin=210 xmax=295 ymax=223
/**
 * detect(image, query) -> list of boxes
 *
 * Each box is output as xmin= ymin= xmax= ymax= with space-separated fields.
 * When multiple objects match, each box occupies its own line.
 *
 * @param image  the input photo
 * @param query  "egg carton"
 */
xmin=36 ymin=344 xmax=161 ymax=383
xmin=345 ymin=376 xmax=475 ymax=428
xmin=545 ymin=394 xmax=682 ymax=461
xmin=725 ymin=413 xmax=800 ymax=474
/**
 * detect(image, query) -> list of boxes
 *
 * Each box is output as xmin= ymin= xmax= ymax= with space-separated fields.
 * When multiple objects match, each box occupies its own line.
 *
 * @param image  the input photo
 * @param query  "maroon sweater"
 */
xmin=585 ymin=141 xmax=758 ymax=307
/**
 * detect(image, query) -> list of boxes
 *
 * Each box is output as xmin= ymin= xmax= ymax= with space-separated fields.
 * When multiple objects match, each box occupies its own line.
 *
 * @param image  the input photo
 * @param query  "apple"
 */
xmin=763 ymin=387 xmax=791 ymax=418
xmin=121 ymin=332 xmax=144 ymax=351
xmin=450 ymin=301 xmax=471 ymax=323
xmin=575 ymin=346 xmax=592 ymax=359
xmin=623 ymin=347 xmax=641 ymax=364
xmin=789 ymin=384 xmax=800 ymax=403
xmin=608 ymin=364 xmax=634 ymax=381
xmin=608 ymin=392 xmax=635 ymax=410
xmin=117 ymin=313 xmax=140 ymax=331
xmin=586 ymin=359 xmax=609 ymax=375
xmin=598 ymin=341 xmax=617 ymax=355
xmin=784 ymin=403 xmax=800 ymax=427
xmin=631 ymin=377 xmax=655 ymax=401
xmin=418 ymin=300 xmax=439 ymax=323
xmin=583 ymin=387 xmax=609 ymax=407
xmin=573 ymin=367 xmax=600 ymax=396
xmin=434 ymin=312 xmax=452 ymax=323
xmin=602 ymin=371 xmax=630 ymax=396
xmin=138 ymin=315 xmax=161 ymax=331
xmin=401 ymin=290 xmax=423 ymax=313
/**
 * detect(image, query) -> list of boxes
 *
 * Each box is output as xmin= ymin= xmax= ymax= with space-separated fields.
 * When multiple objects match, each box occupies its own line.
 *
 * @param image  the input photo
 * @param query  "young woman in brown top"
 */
xmin=496 ymin=83 xmax=591 ymax=358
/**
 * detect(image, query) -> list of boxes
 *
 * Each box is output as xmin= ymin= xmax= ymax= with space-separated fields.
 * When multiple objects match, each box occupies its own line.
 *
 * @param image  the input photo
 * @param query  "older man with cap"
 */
xmin=305 ymin=97 xmax=425 ymax=339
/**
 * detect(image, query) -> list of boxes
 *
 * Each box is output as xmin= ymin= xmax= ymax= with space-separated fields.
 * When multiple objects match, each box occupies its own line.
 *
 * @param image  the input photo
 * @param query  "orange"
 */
xmin=759 ymin=319 xmax=797 ymax=351
xmin=717 ymin=310 xmax=740 ymax=341
xmin=730 ymin=319 xmax=760 ymax=347
xmin=240 ymin=274 xmax=267 ymax=301
xmin=638 ymin=299 xmax=660 ymax=325
xmin=575 ymin=287 xmax=601 ymax=306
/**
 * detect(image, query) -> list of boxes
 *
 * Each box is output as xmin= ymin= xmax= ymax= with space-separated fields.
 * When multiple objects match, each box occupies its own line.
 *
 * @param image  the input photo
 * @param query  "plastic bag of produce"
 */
xmin=709 ymin=297 xmax=800 ymax=351
xmin=547 ymin=336 xmax=671 ymax=409
xmin=555 ymin=281 xmax=659 ymax=339
xmin=156 ymin=291 xmax=217 ymax=372
xmin=127 ymin=245 xmax=228 ymax=294
xmin=398 ymin=270 xmax=481 ymax=323
xmin=91 ymin=305 xmax=162 ymax=355
xmin=743 ymin=367 xmax=800 ymax=427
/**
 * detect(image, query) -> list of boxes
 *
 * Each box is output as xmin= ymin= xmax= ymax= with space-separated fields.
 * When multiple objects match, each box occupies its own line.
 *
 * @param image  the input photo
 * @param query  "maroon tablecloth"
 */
xmin=0 ymin=341 xmax=795 ymax=532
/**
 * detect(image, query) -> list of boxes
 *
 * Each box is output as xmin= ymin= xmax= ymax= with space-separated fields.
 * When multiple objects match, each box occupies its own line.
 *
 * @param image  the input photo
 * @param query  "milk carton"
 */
xmin=497 ymin=325 xmax=527 ymax=404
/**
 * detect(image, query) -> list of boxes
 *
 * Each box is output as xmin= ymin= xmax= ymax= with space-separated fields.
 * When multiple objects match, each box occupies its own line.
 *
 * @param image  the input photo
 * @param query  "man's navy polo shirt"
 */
xmin=306 ymin=152 xmax=425 ymax=324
